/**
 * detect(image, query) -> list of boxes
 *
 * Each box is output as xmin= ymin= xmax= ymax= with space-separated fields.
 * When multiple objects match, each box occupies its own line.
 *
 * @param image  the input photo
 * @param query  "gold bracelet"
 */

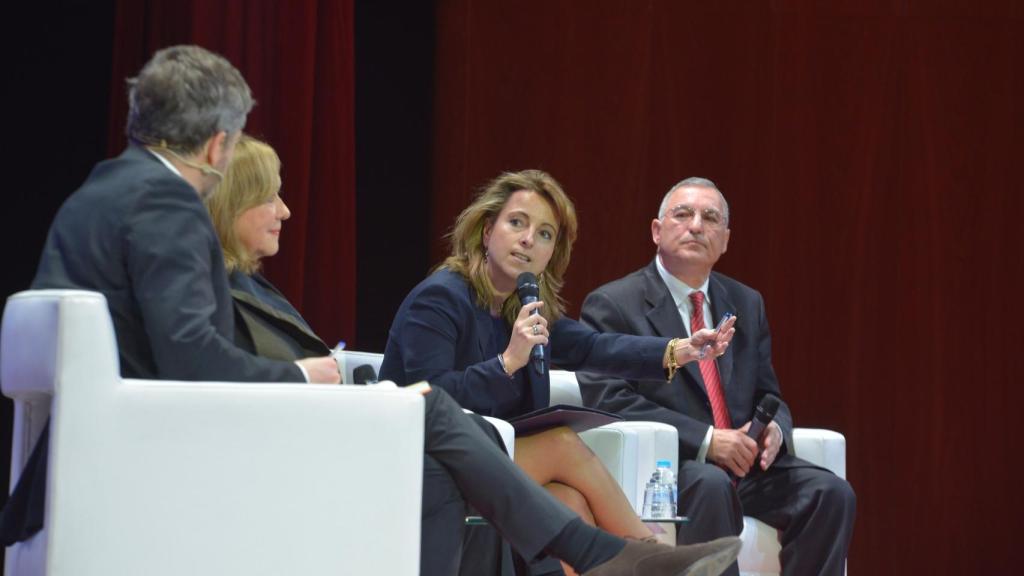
xmin=664 ymin=338 xmax=682 ymax=381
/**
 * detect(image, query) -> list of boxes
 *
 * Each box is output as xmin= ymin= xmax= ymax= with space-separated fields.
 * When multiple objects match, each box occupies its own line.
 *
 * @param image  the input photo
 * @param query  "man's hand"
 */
xmin=757 ymin=421 xmax=783 ymax=470
xmin=707 ymin=428 xmax=758 ymax=477
xmin=297 ymin=356 xmax=342 ymax=384
xmin=737 ymin=420 xmax=783 ymax=471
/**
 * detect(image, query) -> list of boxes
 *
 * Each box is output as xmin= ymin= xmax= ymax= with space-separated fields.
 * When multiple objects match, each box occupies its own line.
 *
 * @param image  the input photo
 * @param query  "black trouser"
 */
xmin=419 ymin=389 xmax=577 ymax=575
xmin=676 ymin=457 xmax=856 ymax=576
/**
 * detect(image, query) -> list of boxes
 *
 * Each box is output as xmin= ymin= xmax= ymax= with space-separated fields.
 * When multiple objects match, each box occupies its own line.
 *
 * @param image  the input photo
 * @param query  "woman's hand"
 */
xmin=297 ymin=356 xmax=342 ymax=384
xmin=673 ymin=314 xmax=737 ymax=366
xmin=502 ymin=301 xmax=548 ymax=374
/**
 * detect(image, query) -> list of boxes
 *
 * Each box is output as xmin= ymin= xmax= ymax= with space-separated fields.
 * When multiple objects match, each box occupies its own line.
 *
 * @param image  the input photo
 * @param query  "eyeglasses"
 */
xmin=662 ymin=204 xmax=727 ymax=228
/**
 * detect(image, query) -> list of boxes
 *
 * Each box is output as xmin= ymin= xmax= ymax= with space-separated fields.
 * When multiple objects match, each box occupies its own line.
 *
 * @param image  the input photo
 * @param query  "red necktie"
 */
xmin=689 ymin=291 xmax=731 ymax=430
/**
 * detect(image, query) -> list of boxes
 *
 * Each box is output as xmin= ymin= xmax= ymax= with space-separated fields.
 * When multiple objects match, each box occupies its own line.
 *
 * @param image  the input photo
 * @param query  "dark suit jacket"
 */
xmin=379 ymin=269 xmax=669 ymax=419
xmin=229 ymin=271 xmax=330 ymax=361
xmin=579 ymin=260 xmax=801 ymax=466
xmin=31 ymin=146 xmax=303 ymax=383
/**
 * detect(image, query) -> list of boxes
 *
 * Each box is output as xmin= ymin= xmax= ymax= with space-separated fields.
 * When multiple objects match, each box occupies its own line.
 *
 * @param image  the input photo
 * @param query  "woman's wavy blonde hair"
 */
xmin=205 ymin=134 xmax=281 ymax=274
xmin=440 ymin=169 xmax=579 ymax=325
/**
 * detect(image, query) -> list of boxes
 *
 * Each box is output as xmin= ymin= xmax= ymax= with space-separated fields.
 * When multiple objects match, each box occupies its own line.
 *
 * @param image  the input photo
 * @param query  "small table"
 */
xmin=465 ymin=515 xmax=689 ymax=526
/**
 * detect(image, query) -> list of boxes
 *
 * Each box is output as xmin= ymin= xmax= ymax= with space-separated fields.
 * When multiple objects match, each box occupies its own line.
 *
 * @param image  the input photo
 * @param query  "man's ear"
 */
xmin=651 ymin=218 xmax=662 ymax=246
xmin=205 ymin=131 xmax=229 ymax=166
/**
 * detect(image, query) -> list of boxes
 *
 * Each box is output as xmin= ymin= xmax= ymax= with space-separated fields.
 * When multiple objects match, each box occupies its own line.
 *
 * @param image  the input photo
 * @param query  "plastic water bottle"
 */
xmin=641 ymin=478 xmax=656 ymax=518
xmin=647 ymin=459 xmax=679 ymax=518
xmin=658 ymin=460 xmax=678 ymax=517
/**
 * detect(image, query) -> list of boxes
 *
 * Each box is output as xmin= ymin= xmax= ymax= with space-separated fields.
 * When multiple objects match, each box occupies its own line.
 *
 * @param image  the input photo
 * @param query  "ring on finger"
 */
xmin=532 ymin=324 xmax=540 ymax=335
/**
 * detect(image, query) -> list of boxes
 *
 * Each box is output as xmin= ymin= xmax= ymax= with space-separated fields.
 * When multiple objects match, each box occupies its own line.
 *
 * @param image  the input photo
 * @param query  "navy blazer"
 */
xmin=579 ymin=260 xmax=800 ymax=465
xmin=32 ymin=146 xmax=303 ymax=383
xmin=379 ymin=269 xmax=669 ymax=419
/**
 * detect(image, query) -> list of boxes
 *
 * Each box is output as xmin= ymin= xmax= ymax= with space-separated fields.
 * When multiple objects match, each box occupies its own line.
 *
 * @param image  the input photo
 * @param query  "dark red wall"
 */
xmin=430 ymin=1 xmax=1024 ymax=573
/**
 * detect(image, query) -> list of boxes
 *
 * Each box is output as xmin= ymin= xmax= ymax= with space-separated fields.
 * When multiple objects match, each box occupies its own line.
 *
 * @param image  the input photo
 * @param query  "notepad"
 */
xmin=508 ymin=404 xmax=623 ymax=436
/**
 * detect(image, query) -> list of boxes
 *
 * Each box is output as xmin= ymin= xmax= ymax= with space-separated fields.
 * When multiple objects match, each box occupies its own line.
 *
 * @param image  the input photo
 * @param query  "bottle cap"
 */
xmin=656 ymin=459 xmax=672 ymax=468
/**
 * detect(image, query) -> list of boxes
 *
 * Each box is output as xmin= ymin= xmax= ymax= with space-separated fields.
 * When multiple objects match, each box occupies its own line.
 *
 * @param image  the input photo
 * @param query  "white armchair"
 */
xmin=2 ymin=290 xmax=425 ymax=576
xmin=736 ymin=429 xmax=847 ymax=576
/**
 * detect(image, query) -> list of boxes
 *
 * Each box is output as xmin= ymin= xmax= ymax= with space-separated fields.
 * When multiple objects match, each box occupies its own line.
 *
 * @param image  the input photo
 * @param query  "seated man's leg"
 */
xmin=422 ymin=454 xmax=466 ymax=576
xmin=422 ymin=389 xmax=577 ymax=562
xmin=737 ymin=464 xmax=856 ymax=576
xmin=676 ymin=460 xmax=744 ymax=576
xmin=460 ymin=412 xmax=514 ymax=576
xmin=676 ymin=460 xmax=744 ymax=543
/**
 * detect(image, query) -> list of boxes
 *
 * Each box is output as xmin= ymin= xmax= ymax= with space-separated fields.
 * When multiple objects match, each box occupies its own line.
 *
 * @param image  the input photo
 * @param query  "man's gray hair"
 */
xmin=657 ymin=176 xmax=730 ymax=225
xmin=126 ymin=45 xmax=254 ymax=154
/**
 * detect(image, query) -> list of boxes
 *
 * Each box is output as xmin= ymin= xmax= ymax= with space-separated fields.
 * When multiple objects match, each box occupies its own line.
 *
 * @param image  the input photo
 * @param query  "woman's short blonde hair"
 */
xmin=205 ymin=134 xmax=281 ymax=274
xmin=441 ymin=169 xmax=579 ymax=324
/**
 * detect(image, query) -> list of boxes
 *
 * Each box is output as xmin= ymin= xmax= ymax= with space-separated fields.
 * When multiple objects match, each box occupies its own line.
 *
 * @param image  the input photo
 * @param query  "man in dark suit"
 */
xmin=30 ymin=46 xmax=339 ymax=385
xmin=2 ymin=44 xmax=339 ymax=547
xmin=579 ymin=177 xmax=855 ymax=576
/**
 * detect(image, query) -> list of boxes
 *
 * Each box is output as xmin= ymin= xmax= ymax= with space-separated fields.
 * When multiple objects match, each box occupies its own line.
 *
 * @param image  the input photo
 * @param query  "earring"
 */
xmin=483 ymin=248 xmax=489 ymax=262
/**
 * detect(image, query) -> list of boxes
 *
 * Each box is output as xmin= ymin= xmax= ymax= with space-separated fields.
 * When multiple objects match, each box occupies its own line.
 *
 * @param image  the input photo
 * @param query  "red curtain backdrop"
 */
xmin=104 ymin=0 xmax=357 ymax=348
xmin=432 ymin=1 xmax=1023 ymax=573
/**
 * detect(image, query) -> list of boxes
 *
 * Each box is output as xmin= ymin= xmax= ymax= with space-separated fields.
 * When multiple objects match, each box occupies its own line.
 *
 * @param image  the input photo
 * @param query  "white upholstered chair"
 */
xmin=552 ymin=369 xmax=848 ymax=576
xmin=336 ymin=350 xmax=516 ymax=458
xmin=2 ymin=290 xmax=425 ymax=576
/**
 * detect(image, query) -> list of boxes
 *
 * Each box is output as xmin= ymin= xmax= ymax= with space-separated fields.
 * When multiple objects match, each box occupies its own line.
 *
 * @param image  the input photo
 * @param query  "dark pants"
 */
xmin=419 ymin=389 xmax=577 ymax=575
xmin=676 ymin=457 xmax=856 ymax=576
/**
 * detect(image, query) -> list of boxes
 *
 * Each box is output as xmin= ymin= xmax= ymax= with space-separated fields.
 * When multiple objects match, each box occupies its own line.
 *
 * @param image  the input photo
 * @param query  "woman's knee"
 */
xmin=546 ymin=426 xmax=594 ymax=460
xmin=546 ymin=482 xmax=595 ymax=524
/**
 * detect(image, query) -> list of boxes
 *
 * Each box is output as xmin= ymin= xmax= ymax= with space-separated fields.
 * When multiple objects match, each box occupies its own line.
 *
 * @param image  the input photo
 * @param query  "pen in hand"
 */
xmin=699 ymin=313 xmax=733 ymax=360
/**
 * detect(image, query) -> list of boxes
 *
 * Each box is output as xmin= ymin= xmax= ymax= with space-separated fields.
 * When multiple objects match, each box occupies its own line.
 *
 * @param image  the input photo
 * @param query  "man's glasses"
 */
xmin=662 ymin=204 xmax=727 ymax=228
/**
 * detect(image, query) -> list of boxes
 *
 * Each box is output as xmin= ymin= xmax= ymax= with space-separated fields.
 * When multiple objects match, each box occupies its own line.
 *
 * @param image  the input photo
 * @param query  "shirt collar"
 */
xmin=655 ymin=254 xmax=710 ymax=311
xmin=146 ymin=147 xmax=185 ymax=179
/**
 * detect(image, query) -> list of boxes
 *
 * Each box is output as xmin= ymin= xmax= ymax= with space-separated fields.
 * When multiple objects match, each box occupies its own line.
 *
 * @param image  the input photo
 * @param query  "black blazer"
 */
xmin=379 ymin=269 xmax=669 ymax=419
xmin=229 ymin=271 xmax=330 ymax=361
xmin=579 ymin=260 xmax=801 ymax=466
xmin=31 ymin=146 xmax=302 ymax=383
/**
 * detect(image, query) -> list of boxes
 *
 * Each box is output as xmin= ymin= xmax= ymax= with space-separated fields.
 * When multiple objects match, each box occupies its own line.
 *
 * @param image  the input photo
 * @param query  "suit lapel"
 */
xmin=641 ymin=262 xmax=705 ymax=392
xmin=472 ymin=299 xmax=495 ymax=362
xmin=231 ymin=288 xmax=329 ymax=352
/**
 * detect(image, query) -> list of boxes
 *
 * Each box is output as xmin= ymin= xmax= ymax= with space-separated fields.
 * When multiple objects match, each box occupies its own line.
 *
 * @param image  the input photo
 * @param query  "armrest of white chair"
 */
xmin=2 ymin=290 xmax=96 ymax=476
xmin=475 ymin=413 xmax=515 ymax=460
xmin=580 ymin=421 xmax=678 ymax=514
xmin=335 ymin=350 xmax=385 ymax=384
xmin=550 ymin=369 xmax=584 ymax=405
xmin=792 ymin=428 xmax=847 ymax=479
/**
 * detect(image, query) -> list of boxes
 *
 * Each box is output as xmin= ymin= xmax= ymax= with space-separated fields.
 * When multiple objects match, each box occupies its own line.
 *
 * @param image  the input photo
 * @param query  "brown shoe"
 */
xmin=582 ymin=536 xmax=741 ymax=576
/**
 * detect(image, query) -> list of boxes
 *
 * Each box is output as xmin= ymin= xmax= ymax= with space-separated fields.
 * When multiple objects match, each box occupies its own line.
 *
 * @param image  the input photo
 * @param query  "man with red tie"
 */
xmin=578 ymin=177 xmax=856 ymax=576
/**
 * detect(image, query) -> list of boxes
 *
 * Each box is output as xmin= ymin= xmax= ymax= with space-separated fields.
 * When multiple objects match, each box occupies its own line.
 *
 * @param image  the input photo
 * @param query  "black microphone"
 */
xmin=730 ymin=394 xmax=781 ymax=483
xmin=747 ymin=394 xmax=780 ymax=442
xmin=516 ymin=272 xmax=546 ymax=374
xmin=352 ymin=364 xmax=378 ymax=385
